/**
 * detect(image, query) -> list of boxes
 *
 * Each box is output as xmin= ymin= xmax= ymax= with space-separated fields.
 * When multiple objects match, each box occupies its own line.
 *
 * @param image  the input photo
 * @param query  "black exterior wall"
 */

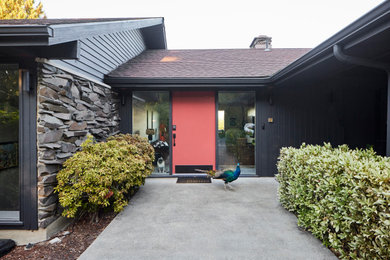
xmin=118 ymin=91 xmax=132 ymax=134
xmin=257 ymin=67 xmax=387 ymax=176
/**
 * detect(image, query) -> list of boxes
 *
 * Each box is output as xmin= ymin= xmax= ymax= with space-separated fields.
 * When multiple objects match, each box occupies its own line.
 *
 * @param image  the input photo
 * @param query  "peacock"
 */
xmin=196 ymin=163 xmax=241 ymax=190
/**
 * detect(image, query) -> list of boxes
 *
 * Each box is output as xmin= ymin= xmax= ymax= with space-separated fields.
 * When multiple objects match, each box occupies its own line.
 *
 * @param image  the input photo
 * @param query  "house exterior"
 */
xmin=0 ymin=18 xmax=166 ymax=242
xmin=0 ymin=1 xmax=390 ymax=244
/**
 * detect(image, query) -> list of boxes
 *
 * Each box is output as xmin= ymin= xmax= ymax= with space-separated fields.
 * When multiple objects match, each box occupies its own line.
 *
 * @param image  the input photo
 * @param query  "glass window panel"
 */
xmin=0 ymin=64 xmax=20 ymax=220
xmin=133 ymin=92 xmax=170 ymax=175
xmin=218 ymin=110 xmax=225 ymax=131
xmin=218 ymin=92 xmax=255 ymax=175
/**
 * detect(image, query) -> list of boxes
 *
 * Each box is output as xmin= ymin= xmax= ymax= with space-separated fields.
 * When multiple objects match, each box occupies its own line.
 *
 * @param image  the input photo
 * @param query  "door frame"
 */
xmin=125 ymin=89 xmax=257 ymax=176
xmin=216 ymin=90 xmax=257 ymax=176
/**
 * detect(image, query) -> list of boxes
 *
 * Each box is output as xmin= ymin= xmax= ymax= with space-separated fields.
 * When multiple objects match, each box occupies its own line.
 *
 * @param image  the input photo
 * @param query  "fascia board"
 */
xmin=104 ymin=77 xmax=271 ymax=86
xmin=0 ymin=25 xmax=52 ymax=36
xmin=0 ymin=25 xmax=51 ymax=46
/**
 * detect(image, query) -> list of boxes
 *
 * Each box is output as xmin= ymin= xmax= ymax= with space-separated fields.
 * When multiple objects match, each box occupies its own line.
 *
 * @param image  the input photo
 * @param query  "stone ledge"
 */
xmin=0 ymin=216 xmax=72 ymax=246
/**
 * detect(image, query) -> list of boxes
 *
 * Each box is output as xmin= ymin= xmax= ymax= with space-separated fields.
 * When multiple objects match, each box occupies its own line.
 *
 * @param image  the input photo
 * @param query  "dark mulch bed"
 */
xmin=3 ymin=212 xmax=116 ymax=260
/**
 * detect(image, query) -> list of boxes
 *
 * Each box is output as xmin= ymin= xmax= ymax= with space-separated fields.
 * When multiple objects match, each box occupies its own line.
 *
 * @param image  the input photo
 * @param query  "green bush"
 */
xmin=55 ymin=134 xmax=154 ymax=218
xmin=277 ymin=143 xmax=390 ymax=259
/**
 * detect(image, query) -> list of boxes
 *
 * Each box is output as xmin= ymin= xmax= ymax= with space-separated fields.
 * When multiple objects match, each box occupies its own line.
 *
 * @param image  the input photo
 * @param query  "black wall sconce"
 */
xmin=268 ymin=95 xmax=273 ymax=105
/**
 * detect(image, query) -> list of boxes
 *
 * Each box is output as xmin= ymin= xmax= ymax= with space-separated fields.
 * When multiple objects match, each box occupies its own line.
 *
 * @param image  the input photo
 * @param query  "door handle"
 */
xmin=173 ymin=133 xmax=176 ymax=146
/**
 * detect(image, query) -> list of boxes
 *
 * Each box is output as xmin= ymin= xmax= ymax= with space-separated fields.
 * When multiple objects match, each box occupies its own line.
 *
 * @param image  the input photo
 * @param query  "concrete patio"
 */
xmin=79 ymin=178 xmax=337 ymax=260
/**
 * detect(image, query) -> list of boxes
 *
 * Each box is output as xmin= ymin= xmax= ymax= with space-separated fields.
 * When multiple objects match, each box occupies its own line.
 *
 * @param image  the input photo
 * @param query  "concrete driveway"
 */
xmin=79 ymin=178 xmax=337 ymax=260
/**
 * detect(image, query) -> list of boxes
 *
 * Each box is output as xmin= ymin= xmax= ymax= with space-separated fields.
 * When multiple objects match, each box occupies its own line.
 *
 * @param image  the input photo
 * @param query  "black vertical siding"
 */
xmin=257 ymin=70 xmax=387 ymax=176
xmin=118 ymin=92 xmax=132 ymax=134
xmin=21 ymin=70 xmax=38 ymax=229
xmin=52 ymin=29 xmax=145 ymax=81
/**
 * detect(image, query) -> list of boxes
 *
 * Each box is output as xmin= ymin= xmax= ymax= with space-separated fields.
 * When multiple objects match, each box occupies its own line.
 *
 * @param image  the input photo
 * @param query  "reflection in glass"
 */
xmin=0 ymin=65 xmax=20 ymax=220
xmin=218 ymin=92 xmax=255 ymax=175
xmin=133 ymin=92 xmax=170 ymax=175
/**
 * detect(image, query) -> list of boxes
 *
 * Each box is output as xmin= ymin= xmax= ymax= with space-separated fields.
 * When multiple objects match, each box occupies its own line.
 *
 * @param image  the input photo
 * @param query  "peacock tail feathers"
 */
xmin=195 ymin=164 xmax=240 ymax=182
xmin=194 ymin=169 xmax=219 ymax=177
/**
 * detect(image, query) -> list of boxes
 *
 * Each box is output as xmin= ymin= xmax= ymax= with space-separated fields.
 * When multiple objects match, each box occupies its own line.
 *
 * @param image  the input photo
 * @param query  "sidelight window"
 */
xmin=0 ymin=65 xmax=20 ymax=221
xmin=217 ymin=92 xmax=255 ymax=175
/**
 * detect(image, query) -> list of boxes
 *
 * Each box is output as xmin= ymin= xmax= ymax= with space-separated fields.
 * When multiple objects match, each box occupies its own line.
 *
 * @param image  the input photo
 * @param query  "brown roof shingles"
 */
xmin=108 ymin=48 xmax=311 ymax=78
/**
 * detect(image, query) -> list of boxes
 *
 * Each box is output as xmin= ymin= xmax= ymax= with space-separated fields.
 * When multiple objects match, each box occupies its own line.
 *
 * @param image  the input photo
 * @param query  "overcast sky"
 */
xmin=39 ymin=0 xmax=385 ymax=49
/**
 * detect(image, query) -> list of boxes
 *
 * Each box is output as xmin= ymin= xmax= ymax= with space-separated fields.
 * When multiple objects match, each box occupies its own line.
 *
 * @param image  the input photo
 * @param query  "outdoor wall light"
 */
xmin=268 ymin=95 xmax=273 ymax=105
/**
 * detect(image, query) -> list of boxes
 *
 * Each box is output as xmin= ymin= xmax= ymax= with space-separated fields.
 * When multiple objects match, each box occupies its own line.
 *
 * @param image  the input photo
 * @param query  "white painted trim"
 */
xmin=35 ymin=58 xmax=112 ymax=89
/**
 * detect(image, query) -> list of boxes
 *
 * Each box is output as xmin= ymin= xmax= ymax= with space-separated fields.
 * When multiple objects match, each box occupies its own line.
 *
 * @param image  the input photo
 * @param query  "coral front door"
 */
xmin=172 ymin=91 xmax=216 ymax=174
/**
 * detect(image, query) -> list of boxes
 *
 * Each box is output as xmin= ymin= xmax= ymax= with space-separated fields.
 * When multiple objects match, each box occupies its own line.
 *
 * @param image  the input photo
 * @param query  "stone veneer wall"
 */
xmin=37 ymin=63 xmax=120 ymax=228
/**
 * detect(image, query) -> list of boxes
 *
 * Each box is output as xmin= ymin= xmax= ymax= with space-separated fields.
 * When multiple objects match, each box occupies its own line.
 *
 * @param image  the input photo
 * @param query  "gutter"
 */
xmin=0 ymin=25 xmax=52 ymax=46
xmin=0 ymin=25 xmax=52 ymax=36
xmin=105 ymin=77 xmax=271 ymax=86
xmin=333 ymin=44 xmax=390 ymax=72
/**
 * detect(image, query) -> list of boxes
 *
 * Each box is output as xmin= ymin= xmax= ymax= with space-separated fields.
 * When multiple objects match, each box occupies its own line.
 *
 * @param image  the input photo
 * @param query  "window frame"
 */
xmin=0 ymin=66 xmax=37 ymax=230
xmin=216 ymin=91 xmax=257 ymax=176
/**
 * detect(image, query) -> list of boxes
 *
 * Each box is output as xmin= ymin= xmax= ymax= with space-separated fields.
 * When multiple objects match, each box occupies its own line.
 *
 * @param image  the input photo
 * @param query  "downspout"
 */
xmin=333 ymin=44 xmax=390 ymax=156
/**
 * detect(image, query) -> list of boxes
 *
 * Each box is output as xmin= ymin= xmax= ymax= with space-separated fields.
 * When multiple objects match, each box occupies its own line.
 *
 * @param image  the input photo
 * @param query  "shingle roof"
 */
xmin=0 ymin=18 xmax=153 ymax=26
xmin=108 ymin=48 xmax=311 ymax=78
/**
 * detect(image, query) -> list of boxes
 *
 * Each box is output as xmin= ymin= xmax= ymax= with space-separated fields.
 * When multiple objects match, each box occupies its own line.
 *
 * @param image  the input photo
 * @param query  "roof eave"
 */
xmin=271 ymin=0 xmax=390 ymax=85
xmin=0 ymin=25 xmax=52 ymax=46
xmin=48 ymin=18 xmax=163 ymax=45
xmin=0 ymin=18 xmax=164 ymax=47
xmin=104 ymin=76 xmax=271 ymax=88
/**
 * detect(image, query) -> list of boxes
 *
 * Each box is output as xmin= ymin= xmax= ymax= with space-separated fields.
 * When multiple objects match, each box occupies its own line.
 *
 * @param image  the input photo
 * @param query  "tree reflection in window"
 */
xmin=0 ymin=65 xmax=20 ymax=217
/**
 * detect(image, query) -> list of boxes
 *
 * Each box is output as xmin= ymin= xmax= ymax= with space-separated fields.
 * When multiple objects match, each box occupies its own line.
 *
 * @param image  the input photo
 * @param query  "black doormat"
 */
xmin=176 ymin=177 xmax=212 ymax=183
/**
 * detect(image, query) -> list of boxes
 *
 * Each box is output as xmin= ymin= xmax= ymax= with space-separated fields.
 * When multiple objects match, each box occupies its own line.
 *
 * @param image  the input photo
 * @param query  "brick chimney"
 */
xmin=250 ymin=35 xmax=272 ymax=51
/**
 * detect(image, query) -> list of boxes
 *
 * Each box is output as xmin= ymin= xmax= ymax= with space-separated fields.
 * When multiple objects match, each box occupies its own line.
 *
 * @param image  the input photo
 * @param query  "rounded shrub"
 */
xmin=277 ymin=143 xmax=390 ymax=259
xmin=55 ymin=134 xmax=154 ymax=218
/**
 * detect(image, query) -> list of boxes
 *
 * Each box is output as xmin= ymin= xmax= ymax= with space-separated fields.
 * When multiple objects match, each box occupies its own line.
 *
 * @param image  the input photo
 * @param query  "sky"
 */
xmin=39 ymin=0 xmax=385 ymax=50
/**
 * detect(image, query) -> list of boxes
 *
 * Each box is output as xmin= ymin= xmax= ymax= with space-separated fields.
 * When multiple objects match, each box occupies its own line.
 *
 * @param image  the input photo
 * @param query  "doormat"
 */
xmin=176 ymin=177 xmax=212 ymax=183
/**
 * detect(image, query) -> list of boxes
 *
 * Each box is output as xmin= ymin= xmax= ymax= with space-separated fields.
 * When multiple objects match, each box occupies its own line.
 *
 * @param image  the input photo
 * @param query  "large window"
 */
xmin=132 ymin=92 xmax=170 ymax=175
xmin=217 ymin=92 xmax=255 ymax=174
xmin=0 ymin=65 xmax=20 ymax=221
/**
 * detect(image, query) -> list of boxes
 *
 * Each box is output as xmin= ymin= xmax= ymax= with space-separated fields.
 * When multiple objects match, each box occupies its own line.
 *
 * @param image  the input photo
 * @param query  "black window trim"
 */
xmin=0 ymin=65 xmax=37 ymax=230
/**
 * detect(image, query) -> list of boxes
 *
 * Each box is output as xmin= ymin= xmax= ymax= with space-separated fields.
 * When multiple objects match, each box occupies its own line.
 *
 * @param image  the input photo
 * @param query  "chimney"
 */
xmin=250 ymin=35 xmax=272 ymax=51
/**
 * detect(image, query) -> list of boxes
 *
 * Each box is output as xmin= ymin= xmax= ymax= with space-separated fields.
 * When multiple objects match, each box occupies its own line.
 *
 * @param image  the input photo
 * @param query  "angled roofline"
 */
xmin=270 ymin=0 xmax=390 ymax=85
xmin=0 ymin=17 xmax=164 ymax=46
xmin=48 ymin=18 xmax=163 ymax=45
xmin=106 ymin=1 xmax=390 ymax=88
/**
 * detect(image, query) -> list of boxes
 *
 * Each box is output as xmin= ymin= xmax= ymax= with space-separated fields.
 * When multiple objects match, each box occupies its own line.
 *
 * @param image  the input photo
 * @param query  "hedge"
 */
xmin=276 ymin=143 xmax=390 ymax=259
xmin=55 ymin=134 xmax=154 ymax=218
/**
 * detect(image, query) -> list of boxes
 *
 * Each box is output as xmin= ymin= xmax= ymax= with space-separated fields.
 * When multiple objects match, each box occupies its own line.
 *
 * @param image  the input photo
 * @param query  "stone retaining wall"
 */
xmin=37 ymin=63 xmax=120 ymax=228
